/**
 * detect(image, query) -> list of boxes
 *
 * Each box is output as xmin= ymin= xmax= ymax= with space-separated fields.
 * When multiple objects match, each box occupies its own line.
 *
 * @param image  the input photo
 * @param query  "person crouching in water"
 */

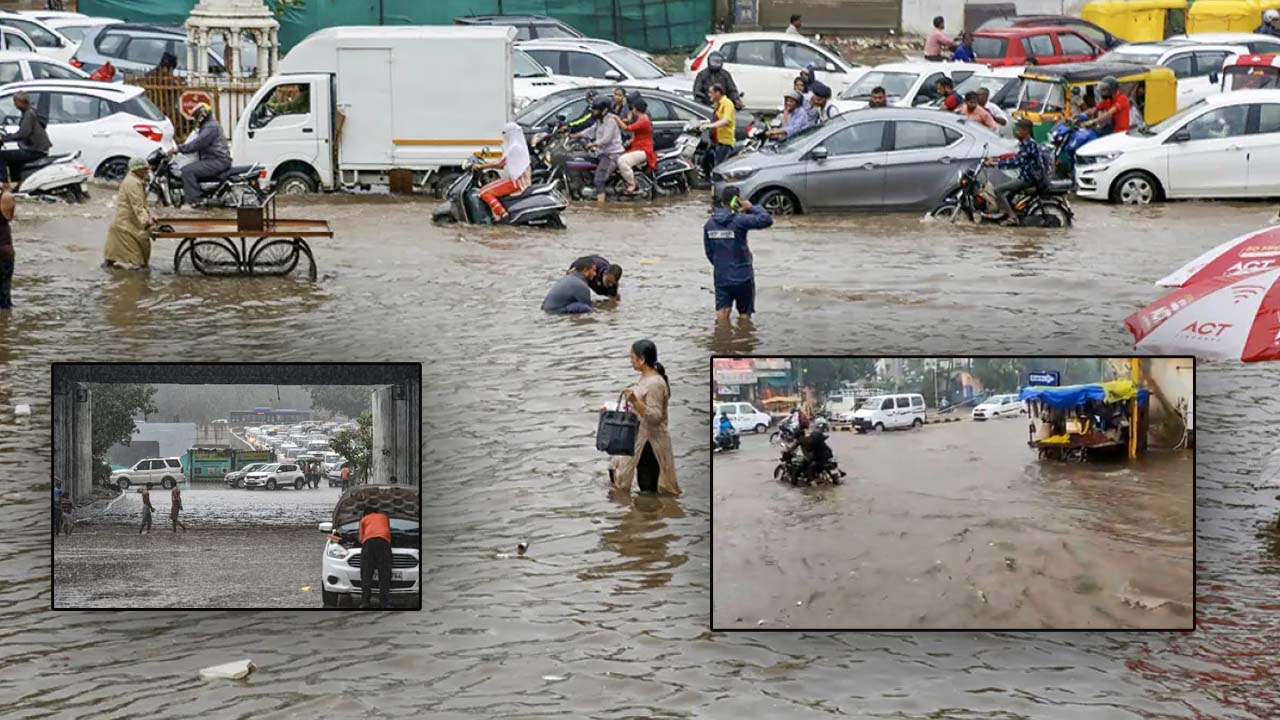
xmin=542 ymin=256 xmax=596 ymax=314
xmin=103 ymin=157 xmax=155 ymax=269
xmin=472 ymin=122 xmax=532 ymax=223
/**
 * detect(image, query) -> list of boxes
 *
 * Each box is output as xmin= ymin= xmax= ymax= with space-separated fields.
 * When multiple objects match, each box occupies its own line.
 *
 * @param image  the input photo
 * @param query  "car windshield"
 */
xmin=860 ymin=397 xmax=884 ymax=408
xmin=606 ymin=48 xmax=665 ymax=79
xmin=254 ymin=465 xmax=279 ymax=473
xmin=1141 ymin=97 xmax=1207 ymax=135
xmin=513 ymin=48 xmax=549 ymax=78
xmin=1098 ymin=49 xmax=1162 ymax=65
xmin=1017 ymin=78 xmax=1066 ymax=114
xmin=842 ymin=71 xmax=917 ymax=100
xmin=761 ymin=122 xmax=824 ymax=152
xmin=1225 ymin=64 xmax=1280 ymax=90
xmin=954 ymin=74 xmax=1014 ymax=97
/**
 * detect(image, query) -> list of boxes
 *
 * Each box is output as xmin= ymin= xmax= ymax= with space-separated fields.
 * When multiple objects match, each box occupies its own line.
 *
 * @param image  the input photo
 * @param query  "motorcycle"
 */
xmin=144 ymin=147 xmax=267 ymax=208
xmin=0 ymin=144 xmax=91 ymax=202
xmin=553 ymin=133 xmax=657 ymax=201
xmin=769 ymin=422 xmax=800 ymax=446
xmin=929 ymin=151 xmax=1074 ymax=228
xmin=773 ymin=440 xmax=844 ymax=486
xmin=1048 ymin=114 xmax=1098 ymax=180
xmin=431 ymin=155 xmax=568 ymax=228
xmin=651 ymin=124 xmax=699 ymax=196
xmin=713 ymin=427 xmax=740 ymax=452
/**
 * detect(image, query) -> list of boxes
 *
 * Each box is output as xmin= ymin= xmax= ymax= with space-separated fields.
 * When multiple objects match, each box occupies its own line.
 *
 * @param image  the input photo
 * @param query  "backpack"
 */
xmin=1035 ymin=145 xmax=1055 ymax=188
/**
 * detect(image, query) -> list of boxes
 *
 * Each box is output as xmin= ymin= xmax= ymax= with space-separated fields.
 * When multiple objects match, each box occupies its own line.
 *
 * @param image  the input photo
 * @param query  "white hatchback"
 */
xmin=1075 ymin=89 xmax=1280 ymax=204
xmin=839 ymin=61 xmax=989 ymax=110
xmin=972 ymin=394 xmax=1025 ymax=421
xmin=686 ymin=32 xmax=865 ymax=112
xmin=0 ymin=79 xmax=173 ymax=179
xmin=318 ymin=486 xmax=420 ymax=608
xmin=0 ymin=12 xmax=77 ymax=62
xmin=0 ymin=50 xmax=87 ymax=85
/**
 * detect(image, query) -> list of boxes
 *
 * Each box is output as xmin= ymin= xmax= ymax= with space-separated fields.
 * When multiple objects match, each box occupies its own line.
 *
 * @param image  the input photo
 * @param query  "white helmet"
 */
xmin=1265 ymin=8 xmax=1279 ymax=22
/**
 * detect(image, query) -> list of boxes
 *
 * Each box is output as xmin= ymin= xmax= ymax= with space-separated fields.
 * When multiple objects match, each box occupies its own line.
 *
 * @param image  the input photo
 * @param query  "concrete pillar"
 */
xmin=370 ymin=382 xmax=419 ymax=488
xmin=197 ymin=29 xmax=210 ymax=79
xmin=228 ymin=30 xmax=242 ymax=79
xmin=54 ymin=381 xmax=93 ymax=505
xmin=255 ymin=30 xmax=269 ymax=80
xmin=268 ymin=29 xmax=279 ymax=76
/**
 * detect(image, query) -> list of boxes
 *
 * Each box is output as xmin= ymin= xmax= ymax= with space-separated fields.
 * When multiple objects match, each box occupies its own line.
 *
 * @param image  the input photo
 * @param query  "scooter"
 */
xmin=144 ymin=147 xmax=267 ymax=208
xmin=0 ymin=144 xmax=91 ymax=202
xmin=713 ymin=427 xmax=741 ymax=453
xmin=652 ymin=127 xmax=699 ymax=196
xmin=1048 ymin=114 xmax=1098 ymax=180
xmin=431 ymin=156 xmax=568 ymax=228
xmin=930 ymin=149 xmax=1074 ymax=228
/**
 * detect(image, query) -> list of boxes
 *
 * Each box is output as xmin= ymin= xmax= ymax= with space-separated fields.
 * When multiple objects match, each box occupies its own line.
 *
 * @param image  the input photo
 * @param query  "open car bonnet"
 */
xmin=331 ymin=485 xmax=420 ymax=527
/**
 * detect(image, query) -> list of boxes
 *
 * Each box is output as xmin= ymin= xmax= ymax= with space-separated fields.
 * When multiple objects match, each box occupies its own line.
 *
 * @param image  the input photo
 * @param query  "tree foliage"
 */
xmin=305 ymin=385 xmax=374 ymax=419
xmin=799 ymin=358 xmax=877 ymax=397
xmin=89 ymin=384 xmax=157 ymax=485
xmin=328 ymin=411 xmax=373 ymax=481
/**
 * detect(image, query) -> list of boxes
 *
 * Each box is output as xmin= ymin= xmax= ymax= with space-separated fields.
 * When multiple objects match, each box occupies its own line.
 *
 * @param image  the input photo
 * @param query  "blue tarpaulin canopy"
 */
xmin=1019 ymin=380 xmax=1149 ymax=409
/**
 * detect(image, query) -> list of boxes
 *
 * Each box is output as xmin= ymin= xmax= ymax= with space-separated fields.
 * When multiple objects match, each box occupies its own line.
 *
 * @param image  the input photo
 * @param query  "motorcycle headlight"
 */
xmin=326 ymin=543 xmax=349 ymax=559
xmin=720 ymin=167 xmax=756 ymax=182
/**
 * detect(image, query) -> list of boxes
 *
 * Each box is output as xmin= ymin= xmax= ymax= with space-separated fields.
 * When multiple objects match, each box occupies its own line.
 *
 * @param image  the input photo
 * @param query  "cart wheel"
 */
xmin=189 ymin=239 xmax=242 ymax=276
xmin=172 ymin=238 xmax=193 ymax=273
xmin=248 ymin=238 xmax=300 ymax=275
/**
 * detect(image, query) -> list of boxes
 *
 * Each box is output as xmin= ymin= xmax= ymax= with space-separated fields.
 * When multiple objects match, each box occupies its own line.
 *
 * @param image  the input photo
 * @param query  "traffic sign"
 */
xmin=1027 ymin=371 xmax=1060 ymax=386
xmin=180 ymin=90 xmax=214 ymax=119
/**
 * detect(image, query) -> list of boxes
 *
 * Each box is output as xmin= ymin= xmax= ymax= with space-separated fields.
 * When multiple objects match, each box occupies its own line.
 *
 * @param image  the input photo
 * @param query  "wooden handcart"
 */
xmin=153 ymin=196 xmax=332 ymax=280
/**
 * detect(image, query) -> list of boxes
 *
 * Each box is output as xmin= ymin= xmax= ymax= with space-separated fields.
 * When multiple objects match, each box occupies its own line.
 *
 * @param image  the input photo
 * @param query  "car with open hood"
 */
xmin=318 ymin=485 xmax=420 ymax=608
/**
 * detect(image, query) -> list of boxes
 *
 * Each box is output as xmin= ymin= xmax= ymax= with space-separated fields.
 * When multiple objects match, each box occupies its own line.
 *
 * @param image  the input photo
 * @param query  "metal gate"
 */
xmin=758 ymin=0 xmax=902 ymax=33
xmin=123 ymin=74 xmax=263 ymax=139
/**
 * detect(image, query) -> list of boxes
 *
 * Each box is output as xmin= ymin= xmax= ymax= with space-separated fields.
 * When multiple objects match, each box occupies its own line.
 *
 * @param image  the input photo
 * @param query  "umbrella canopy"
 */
xmin=1157 ymin=225 xmax=1280 ymax=287
xmin=1125 ymin=266 xmax=1280 ymax=362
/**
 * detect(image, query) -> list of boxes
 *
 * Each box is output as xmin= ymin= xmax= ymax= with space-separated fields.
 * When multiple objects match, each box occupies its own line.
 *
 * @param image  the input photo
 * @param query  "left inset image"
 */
xmin=51 ymin=363 xmax=421 ymax=610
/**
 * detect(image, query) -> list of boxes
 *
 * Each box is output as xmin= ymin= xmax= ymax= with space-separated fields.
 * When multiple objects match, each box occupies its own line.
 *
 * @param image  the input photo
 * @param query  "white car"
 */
xmin=1099 ymin=41 xmax=1243 ymax=109
xmin=1075 ymin=89 xmax=1280 ymax=204
xmin=972 ymin=394 xmax=1025 ymax=421
xmin=512 ymin=46 xmax=582 ymax=111
xmin=1167 ymin=32 xmax=1280 ymax=55
xmin=243 ymin=462 xmax=308 ymax=490
xmin=520 ymin=39 xmax=691 ymax=97
xmin=0 ymin=12 xmax=77 ymax=62
xmin=839 ymin=61 xmax=988 ymax=110
xmin=0 ymin=80 xmax=173 ymax=179
xmin=319 ymin=486 xmax=420 ymax=608
xmin=713 ymin=401 xmax=773 ymax=434
xmin=0 ymin=50 xmax=87 ymax=85
xmin=0 ymin=26 xmax=36 ymax=54
xmin=685 ymin=32 xmax=865 ymax=112
xmin=109 ymin=457 xmax=184 ymax=490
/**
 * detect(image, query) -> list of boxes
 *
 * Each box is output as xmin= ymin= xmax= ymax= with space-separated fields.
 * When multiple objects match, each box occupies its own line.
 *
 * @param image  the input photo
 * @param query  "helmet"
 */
xmin=784 ymin=89 xmax=804 ymax=105
xmin=192 ymin=102 xmax=211 ymax=122
xmin=707 ymin=51 xmax=724 ymax=70
xmin=626 ymin=90 xmax=642 ymax=106
xmin=1265 ymin=8 xmax=1279 ymax=22
xmin=1098 ymin=76 xmax=1118 ymax=98
xmin=810 ymin=81 xmax=831 ymax=99
xmin=591 ymin=97 xmax=611 ymax=112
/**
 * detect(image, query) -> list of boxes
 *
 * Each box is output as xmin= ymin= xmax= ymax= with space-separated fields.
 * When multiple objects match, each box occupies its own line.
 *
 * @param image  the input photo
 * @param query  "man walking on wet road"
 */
xmin=170 ymin=485 xmax=187 ymax=533
xmin=139 ymin=483 xmax=154 ymax=534
xmin=340 ymin=465 xmax=350 ymax=492
xmin=705 ymin=184 xmax=773 ymax=323
xmin=358 ymin=504 xmax=393 ymax=609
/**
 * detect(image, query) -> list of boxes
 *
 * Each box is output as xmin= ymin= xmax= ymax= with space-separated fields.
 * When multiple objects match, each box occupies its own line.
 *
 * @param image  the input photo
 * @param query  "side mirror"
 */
xmin=825 ymin=62 xmax=836 ymax=72
xmin=604 ymin=70 xmax=623 ymax=81
xmin=556 ymin=113 xmax=567 ymax=122
xmin=1209 ymin=71 xmax=1219 ymax=84
xmin=810 ymin=146 xmax=829 ymax=161
xmin=544 ymin=65 xmax=555 ymax=75
xmin=318 ymin=521 xmax=333 ymax=533
xmin=1170 ymin=128 xmax=1191 ymax=143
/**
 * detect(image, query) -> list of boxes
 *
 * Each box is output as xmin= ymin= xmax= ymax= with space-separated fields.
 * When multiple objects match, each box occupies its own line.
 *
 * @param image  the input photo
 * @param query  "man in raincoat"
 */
xmin=103 ymin=157 xmax=154 ymax=269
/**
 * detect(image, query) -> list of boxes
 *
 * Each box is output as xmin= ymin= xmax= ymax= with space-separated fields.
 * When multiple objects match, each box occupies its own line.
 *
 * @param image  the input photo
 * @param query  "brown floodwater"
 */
xmin=713 ymin=418 xmax=1194 ymax=630
xmin=1 ymin=189 xmax=1278 ymax=717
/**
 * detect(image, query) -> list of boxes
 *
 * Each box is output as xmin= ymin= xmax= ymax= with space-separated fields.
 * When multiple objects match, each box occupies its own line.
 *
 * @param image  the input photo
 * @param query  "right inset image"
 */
xmin=711 ymin=356 xmax=1195 ymax=631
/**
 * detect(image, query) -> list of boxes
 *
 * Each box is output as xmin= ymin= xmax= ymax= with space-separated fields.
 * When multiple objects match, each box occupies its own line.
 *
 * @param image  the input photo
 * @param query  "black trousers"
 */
xmin=361 ymin=537 xmax=393 ymax=608
xmin=0 ymin=257 xmax=11 ymax=309
xmin=0 ymin=148 xmax=44 ymax=184
xmin=637 ymin=441 xmax=660 ymax=493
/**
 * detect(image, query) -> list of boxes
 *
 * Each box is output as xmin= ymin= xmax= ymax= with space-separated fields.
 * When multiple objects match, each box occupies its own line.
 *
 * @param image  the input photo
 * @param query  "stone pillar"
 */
xmin=54 ymin=381 xmax=93 ymax=505
xmin=370 ymin=382 xmax=419 ymax=488
xmin=255 ymin=29 xmax=269 ymax=80
xmin=197 ymin=28 xmax=210 ymax=79
xmin=268 ymin=28 xmax=279 ymax=76
xmin=186 ymin=42 xmax=195 ymax=77
xmin=228 ymin=30 xmax=242 ymax=78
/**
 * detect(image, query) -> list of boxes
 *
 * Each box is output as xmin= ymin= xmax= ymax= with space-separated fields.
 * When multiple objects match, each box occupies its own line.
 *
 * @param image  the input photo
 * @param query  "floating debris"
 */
xmin=542 ymin=675 xmax=567 ymax=682
xmin=300 ymin=586 xmax=311 ymax=592
xmin=14 ymin=404 xmax=31 ymax=416
xmin=517 ymin=542 xmax=528 ymax=556
xmin=199 ymin=659 xmax=256 ymax=681
xmin=1004 ymin=557 xmax=1017 ymax=571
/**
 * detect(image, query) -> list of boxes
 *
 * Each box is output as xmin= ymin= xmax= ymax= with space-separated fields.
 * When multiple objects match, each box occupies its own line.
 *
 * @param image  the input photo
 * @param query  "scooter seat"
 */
xmin=22 ymin=153 xmax=75 ymax=171
xmin=1044 ymin=178 xmax=1074 ymax=195
xmin=217 ymin=164 xmax=258 ymax=180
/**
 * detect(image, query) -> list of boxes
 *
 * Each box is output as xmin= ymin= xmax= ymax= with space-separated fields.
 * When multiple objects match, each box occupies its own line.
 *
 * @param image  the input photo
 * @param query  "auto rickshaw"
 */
xmin=1082 ymin=0 xmax=1188 ymax=42
xmin=1220 ymin=53 xmax=1280 ymax=91
xmin=1013 ymin=63 xmax=1177 ymax=142
xmin=1186 ymin=0 xmax=1276 ymax=33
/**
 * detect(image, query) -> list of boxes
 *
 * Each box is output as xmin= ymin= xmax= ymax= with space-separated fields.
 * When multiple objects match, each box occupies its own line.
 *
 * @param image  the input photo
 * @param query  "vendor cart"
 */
xmin=152 ymin=195 xmax=331 ymax=280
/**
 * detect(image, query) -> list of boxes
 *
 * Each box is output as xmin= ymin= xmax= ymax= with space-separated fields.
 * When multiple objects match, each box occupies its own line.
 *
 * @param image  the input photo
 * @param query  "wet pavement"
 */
xmin=53 ymin=485 xmax=342 ymax=608
xmin=0 ymin=188 xmax=1277 ymax=717
xmin=712 ymin=419 xmax=1194 ymax=630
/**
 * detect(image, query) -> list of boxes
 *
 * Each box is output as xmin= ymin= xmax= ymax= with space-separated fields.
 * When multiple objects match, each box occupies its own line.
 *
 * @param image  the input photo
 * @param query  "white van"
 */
xmin=851 ymin=394 xmax=927 ymax=433
xmin=714 ymin=401 xmax=773 ymax=434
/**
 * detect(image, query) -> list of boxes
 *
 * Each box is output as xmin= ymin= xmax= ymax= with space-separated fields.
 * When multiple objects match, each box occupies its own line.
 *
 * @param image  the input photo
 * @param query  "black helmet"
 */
xmin=707 ymin=51 xmax=724 ymax=70
xmin=626 ymin=90 xmax=642 ymax=106
xmin=810 ymin=81 xmax=832 ymax=99
xmin=592 ymin=97 xmax=611 ymax=112
xmin=1098 ymin=76 xmax=1118 ymax=98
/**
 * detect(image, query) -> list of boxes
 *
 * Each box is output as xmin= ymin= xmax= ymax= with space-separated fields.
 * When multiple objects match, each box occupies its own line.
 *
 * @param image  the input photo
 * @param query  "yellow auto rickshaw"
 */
xmin=1082 ymin=0 xmax=1188 ymax=42
xmin=1186 ymin=0 xmax=1276 ymax=33
xmin=1013 ymin=63 xmax=1177 ymax=142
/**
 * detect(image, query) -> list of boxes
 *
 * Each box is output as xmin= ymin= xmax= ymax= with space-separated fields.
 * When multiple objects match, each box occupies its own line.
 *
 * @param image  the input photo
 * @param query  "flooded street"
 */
xmin=713 ymin=420 xmax=1194 ymax=630
xmin=1 ymin=189 xmax=1278 ymax=717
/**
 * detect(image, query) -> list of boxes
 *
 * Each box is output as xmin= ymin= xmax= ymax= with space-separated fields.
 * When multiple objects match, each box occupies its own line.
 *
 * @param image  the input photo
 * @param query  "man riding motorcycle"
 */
xmin=693 ymin=52 xmax=744 ymax=110
xmin=716 ymin=412 xmax=737 ymax=450
xmin=167 ymin=103 xmax=231 ymax=208
xmin=797 ymin=428 xmax=837 ymax=483
xmin=984 ymin=118 xmax=1049 ymax=226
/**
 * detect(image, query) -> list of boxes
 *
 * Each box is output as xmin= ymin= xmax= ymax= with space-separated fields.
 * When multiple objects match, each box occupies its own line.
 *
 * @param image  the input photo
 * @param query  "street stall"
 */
xmin=1020 ymin=379 xmax=1149 ymax=463
xmin=153 ymin=194 xmax=332 ymax=280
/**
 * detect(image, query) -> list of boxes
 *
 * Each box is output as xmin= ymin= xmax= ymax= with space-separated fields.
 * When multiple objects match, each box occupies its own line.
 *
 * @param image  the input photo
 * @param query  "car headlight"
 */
xmin=720 ymin=167 xmax=756 ymax=182
xmin=1082 ymin=151 xmax=1122 ymax=164
xmin=326 ymin=544 xmax=349 ymax=559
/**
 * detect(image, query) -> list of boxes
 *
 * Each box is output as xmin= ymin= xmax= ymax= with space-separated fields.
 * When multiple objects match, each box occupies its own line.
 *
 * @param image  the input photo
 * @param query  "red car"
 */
xmin=972 ymin=26 xmax=1103 ymax=67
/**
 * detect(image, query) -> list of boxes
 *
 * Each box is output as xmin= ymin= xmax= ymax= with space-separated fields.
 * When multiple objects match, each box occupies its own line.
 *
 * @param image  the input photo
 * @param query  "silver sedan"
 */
xmin=710 ymin=107 xmax=1018 ymax=215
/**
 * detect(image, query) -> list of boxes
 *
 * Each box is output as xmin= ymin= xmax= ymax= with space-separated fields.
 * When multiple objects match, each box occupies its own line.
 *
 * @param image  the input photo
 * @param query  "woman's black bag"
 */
xmin=596 ymin=391 xmax=639 ymax=456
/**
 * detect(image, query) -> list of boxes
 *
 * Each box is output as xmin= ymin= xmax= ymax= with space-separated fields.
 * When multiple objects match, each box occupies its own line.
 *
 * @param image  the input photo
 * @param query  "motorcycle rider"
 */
xmin=167 ymin=103 xmax=231 ymax=208
xmin=765 ymin=90 xmax=813 ymax=141
xmin=0 ymin=92 xmax=50 ymax=184
xmin=616 ymin=97 xmax=655 ymax=195
xmin=1081 ymin=76 xmax=1129 ymax=136
xmin=716 ymin=412 xmax=736 ymax=450
xmin=808 ymin=82 xmax=841 ymax=123
xmin=473 ymin=122 xmax=532 ymax=223
xmin=693 ymin=52 xmax=743 ymax=109
xmin=571 ymin=98 xmax=625 ymax=203
xmin=565 ymin=89 xmax=601 ymax=132
xmin=798 ymin=427 xmax=843 ymax=483
xmin=984 ymin=118 xmax=1049 ymax=226
xmin=1256 ymin=8 xmax=1280 ymax=36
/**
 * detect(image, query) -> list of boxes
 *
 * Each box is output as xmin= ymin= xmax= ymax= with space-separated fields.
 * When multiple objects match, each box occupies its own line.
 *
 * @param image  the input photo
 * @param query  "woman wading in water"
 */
xmin=610 ymin=339 xmax=680 ymax=496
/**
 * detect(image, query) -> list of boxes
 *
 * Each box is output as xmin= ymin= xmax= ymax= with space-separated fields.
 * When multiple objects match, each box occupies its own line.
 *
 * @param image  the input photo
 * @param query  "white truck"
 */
xmin=231 ymin=26 xmax=515 ymax=195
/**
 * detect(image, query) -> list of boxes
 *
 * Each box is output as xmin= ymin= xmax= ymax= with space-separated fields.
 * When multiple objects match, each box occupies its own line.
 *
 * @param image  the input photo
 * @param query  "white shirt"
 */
xmin=785 ymin=24 xmax=801 ymax=34
xmin=985 ymin=101 xmax=1008 ymax=125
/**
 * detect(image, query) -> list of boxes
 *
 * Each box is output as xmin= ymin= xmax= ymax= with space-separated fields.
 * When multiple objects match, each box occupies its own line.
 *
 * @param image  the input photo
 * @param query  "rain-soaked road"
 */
xmin=53 ymin=485 xmax=342 ymax=608
xmin=713 ymin=419 xmax=1194 ymax=630
xmin=0 ymin=187 xmax=1278 ymax=717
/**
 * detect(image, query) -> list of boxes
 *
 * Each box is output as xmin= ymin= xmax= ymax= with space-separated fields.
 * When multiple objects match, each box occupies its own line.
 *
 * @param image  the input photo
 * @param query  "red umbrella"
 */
xmin=1156 ymin=225 xmax=1280 ymax=288
xmin=1125 ymin=267 xmax=1280 ymax=362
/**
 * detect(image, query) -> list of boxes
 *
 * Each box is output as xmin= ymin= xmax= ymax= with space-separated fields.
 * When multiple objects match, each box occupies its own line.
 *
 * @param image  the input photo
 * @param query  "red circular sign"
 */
xmin=180 ymin=91 xmax=214 ymax=119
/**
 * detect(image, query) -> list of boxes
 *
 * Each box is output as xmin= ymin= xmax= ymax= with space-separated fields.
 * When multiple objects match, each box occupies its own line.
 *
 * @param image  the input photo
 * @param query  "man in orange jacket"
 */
xmin=358 ymin=504 xmax=393 ymax=609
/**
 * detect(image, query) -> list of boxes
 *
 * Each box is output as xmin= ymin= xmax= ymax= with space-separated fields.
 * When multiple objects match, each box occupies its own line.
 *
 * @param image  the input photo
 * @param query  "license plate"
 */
xmin=391 ymin=571 xmax=403 ymax=580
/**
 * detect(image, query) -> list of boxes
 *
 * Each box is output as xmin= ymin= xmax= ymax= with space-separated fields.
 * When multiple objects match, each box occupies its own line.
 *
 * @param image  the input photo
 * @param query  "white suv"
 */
xmin=243 ymin=463 xmax=308 ymax=490
xmin=110 ymin=457 xmax=184 ymax=490
xmin=318 ymin=485 xmax=420 ymax=608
